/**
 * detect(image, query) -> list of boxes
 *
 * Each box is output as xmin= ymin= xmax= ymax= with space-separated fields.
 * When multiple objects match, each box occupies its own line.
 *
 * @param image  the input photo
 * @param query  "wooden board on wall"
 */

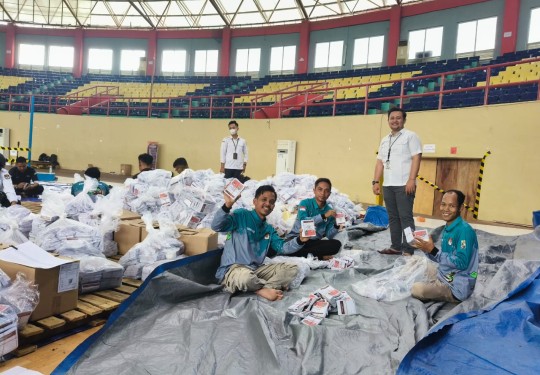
xmin=433 ymin=159 xmax=480 ymax=221
xmin=413 ymin=158 xmax=437 ymax=216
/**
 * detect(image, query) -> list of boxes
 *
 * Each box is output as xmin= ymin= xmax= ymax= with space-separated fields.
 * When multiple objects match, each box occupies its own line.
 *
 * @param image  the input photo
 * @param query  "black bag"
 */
xmin=0 ymin=192 xmax=10 ymax=208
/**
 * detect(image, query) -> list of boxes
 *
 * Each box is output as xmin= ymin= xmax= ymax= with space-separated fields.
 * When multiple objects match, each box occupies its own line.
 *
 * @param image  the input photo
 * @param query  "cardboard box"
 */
xmin=120 ymin=210 xmax=142 ymax=220
xmin=114 ymin=220 xmax=146 ymax=255
xmin=0 ymin=245 xmax=79 ymax=321
xmin=139 ymin=224 xmax=218 ymax=256
xmin=177 ymin=226 xmax=218 ymax=256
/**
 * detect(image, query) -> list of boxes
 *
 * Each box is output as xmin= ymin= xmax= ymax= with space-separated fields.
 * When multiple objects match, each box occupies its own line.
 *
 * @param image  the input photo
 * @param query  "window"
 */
xmin=194 ymin=50 xmax=218 ymax=74
xmin=48 ymin=46 xmax=74 ymax=69
xmin=120 ymin=49 xmax=146 ymax=72
xmin=235 ymin=48 xmax=261 ymax=75
xmin=161 ymin=50 xmax=187 ymax=74
xmin=88 ymin=48 xmax=113 ymax=71
xmin=353 ymin=35 xmax=384 ymax=66
xmin=314 ymin=41 xmax=343 ymax=69
xmin=408 ymin=27 xmax=443 ymax=60
xmin=270 ymin=46 xmax=296 ymax=73
xmin=18 ymin=44 xmax=45 ymax=67
xmin=456 ymin=17 xmax=497 ymax=55
xmin=528 ymin=7 xmax=540 ymax=45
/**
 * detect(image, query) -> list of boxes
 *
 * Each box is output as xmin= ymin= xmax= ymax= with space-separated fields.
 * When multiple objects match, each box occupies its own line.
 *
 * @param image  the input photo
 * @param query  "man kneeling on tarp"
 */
xmin=212 ymin=185 xmax=309 ymax=301
xmin=411 ymin=189 xmax=479 ymax=303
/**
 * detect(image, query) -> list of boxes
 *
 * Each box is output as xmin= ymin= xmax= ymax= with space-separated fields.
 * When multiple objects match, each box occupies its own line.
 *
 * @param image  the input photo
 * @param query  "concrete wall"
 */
xmin=2 ymin=101 xmax=539 ymax=225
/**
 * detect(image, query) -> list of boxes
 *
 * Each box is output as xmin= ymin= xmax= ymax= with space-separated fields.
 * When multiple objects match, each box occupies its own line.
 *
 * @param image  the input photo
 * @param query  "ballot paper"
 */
xmin=224 ymin=178 xmax=244 ymax=200
xmin=301 ymin=220 xmax=317 ymax=237
xmin=335 ymin=212 xmax=346 ymax=225
xmin=405 ymin=227 xmax=429 ymax=244
xmin=301 ymin=315 xmax=323 ymax=326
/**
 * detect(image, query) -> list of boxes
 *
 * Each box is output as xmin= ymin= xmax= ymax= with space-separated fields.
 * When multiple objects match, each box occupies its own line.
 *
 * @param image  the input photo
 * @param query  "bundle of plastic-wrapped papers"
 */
xmin=0 ymin=272 xmax=39 ymax=329
xmin=123 ymin=169 xmax=363 ymax=237
xmin=119 ymin=214 xmax=185 ymax=279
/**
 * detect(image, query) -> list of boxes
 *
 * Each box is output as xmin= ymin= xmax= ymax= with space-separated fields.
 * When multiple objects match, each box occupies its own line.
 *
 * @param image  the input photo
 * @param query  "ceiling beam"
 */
xmin=0 ymin=2 xmax=15 ymax=21
xmin=295 ymin=0 xmax=308 ymax=20
xmin=128 ymin=0 xmax=155 ymax=28
xmin=208 ymin=0 xmax=230 ymax=26
xmin=62 ymin=0 xmax=82 ymax=26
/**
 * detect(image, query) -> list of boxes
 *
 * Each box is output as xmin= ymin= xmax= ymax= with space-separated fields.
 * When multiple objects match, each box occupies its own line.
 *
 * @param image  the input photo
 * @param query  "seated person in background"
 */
xmin=411 ymin=190 xmax=479 ymax=303
xmin=71 ymin=167 xmax=111 ymax=197
xmin=211 ymin=185 xmax=308 ymax=301
xmin=9 ymin=156 xmax=44 ymax=197
xmin=133 ymin=153 xmax=153 ymax=179
xmin=173 ymin=157 xmax=189 ymax=175
xmin=0 ymin=154 xmax=18 ymax=207
xmin=282 ymin=178 xmax=342 ymax=259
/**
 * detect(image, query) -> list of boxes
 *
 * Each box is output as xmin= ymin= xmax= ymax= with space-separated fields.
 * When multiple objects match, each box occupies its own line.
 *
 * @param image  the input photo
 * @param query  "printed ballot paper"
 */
xmin=404 ymin=227 xmax=429 ymax=245
xmin=224 ymin=178 xmax=244 ymax=200
xmin=301 ymin=219 xmax=317 ymax=237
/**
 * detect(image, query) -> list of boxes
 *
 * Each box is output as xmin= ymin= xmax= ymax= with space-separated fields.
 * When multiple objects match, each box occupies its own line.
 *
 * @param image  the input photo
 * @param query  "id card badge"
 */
xmin=385 ymin=160 xmax=391 ymax=169
xmin=233 ymin=152 xmax=238 ymax=160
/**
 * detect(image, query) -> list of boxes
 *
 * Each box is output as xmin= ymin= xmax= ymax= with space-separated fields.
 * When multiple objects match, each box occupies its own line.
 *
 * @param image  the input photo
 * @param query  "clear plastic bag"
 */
xmin=351 ymin=255 xmax=429 ymax=301
xmin=119 ymin=214 xmax=184 ymax=279
xmin=0 ymin=211 xmax=29 ymax=245
xmin=0 ymin=272 xmax=39 ymax=329
xmin=36 ymin=216 xmax=103 ymax=253
xmin=264 ymin=256 xmax=311 ymax=289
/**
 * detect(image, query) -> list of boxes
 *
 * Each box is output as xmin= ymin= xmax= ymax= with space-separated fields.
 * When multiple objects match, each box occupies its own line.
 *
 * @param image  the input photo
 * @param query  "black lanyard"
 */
xmin=231 ymin=137 xmax=239 ymax=152
xmin=386 ymin=133 xmax=402 ymax=162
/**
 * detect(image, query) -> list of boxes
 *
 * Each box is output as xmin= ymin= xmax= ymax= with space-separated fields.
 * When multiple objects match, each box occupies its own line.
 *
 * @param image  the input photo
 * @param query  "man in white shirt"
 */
xmin=0 ymin=154 xmax=19 ymax=207
xmin=372 ymin=108 xmax=422 ymax=255
xmin=220 ymin=120 xmax=248 ymax=179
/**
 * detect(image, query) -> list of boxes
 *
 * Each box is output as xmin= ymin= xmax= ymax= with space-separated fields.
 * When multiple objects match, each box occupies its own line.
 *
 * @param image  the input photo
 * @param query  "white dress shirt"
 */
xmin=0 ymin=168 xmax=18 ymax=202
xmin=220 ymin=136 xmax=248 ymax=170
xmin=377 ymin=129 xmax=422 ymax=186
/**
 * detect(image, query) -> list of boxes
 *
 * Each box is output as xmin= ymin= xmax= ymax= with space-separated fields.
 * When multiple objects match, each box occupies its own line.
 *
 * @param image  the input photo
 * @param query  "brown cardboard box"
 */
xmin=0 ymin=257 xmax=79 ymax=321
xmin=114 ymin=220 xmax=146 ymax=255
xmin=120 ymin=210 xmax=142 ymax=220
xmin=140 ymin=225 xmax=218 ymax=256
xmin=177 ymin=226 xmax=218 ymax=256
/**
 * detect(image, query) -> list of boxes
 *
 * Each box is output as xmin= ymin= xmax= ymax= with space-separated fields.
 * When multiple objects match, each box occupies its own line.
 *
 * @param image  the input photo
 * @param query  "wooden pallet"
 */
xmin=21 ymin=201 xmax=42 ymax=214
xmin=16 ymin=278 xmax=140 ymax=356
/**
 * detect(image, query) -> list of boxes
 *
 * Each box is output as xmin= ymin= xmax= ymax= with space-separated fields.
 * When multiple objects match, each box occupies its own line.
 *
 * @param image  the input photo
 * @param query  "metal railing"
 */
xmin=1 ymin=57 xmax=539 ymax=118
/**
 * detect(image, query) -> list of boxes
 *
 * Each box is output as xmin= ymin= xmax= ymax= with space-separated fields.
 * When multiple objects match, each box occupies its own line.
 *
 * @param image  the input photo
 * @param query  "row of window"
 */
xmin=16 ymin=10 xmax=540 ymax=75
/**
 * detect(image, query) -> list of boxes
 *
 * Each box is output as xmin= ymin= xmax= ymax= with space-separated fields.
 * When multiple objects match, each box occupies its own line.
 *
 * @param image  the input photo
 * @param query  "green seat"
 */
xmin=427 ymin=81 xmax=436 ymax=90
xmin=160 ymin=113 xmax=169 ymax=118
xmin=471 ymin=61 xmax=478 ymax=68
xmin=380 ymin=102 xmax=391 ymax=111
xmin=172 ymin=109 xmax=180 ymax=117
xmin=367 ymin=108 xmax=378 ymax=115
xmin=191 ymin=100 xmax=199 ymax=107
xmin=417 ymin=86 xmax=426 ymax=94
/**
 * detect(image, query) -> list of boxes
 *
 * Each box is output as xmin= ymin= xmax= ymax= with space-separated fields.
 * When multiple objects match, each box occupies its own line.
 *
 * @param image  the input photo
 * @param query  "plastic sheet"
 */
xmin=351 ymin=255 xmax=429 ymax=301
xmin=0 ymin=272 xmax=39 ymax=329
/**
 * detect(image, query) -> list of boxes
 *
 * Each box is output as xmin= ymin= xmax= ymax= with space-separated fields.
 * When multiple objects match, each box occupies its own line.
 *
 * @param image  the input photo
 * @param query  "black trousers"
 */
xmin=269 ymin=239 xmax=341 ymax=259
xmin=224 ymin=169 xmax=243 ymax=179
xmin=15 ymin=184 xmax=44 ymax=197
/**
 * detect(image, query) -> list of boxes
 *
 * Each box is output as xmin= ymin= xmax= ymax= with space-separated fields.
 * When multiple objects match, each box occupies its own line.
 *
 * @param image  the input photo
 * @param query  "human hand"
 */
xmin=324 ymin=210 xmax=336 ymax=219
xmin=413 ymin=235 xmax=434 ymax=253
xmin=16 ymin=182 xmax=25 ymax=189
xmin=405 ymin=179 xmax=416 ymax=195
xmin=299 ymin=234 xmax=310 ymax=243
xmin=223 ymin=192 xmax=240 ymax=209
xmin=372 ymin=184 xmax=381 ymax=195
xmin=219 ymin=166 xmax=224 ymax=173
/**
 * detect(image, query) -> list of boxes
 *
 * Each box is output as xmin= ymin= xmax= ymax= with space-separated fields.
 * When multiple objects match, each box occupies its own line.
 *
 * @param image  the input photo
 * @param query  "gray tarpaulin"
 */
xmin=54 ymin=227 xmax=539 ymax=375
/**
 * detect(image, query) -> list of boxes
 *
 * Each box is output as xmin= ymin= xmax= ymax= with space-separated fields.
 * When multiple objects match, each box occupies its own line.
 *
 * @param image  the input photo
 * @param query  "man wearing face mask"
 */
xmin=220 ymin=120 xmax=248 ymax=179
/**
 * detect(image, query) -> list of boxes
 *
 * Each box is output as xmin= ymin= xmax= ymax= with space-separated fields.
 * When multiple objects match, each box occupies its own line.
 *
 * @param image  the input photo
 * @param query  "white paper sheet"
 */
xmin=0 ymin=242 xmax=73 ymax=269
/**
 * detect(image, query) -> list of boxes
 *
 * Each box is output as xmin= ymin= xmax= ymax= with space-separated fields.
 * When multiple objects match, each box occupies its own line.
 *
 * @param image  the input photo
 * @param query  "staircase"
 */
xmin=251 ymin=83 xmax=329 ymax=119
xmin=56 ymin=85 xmax=120 ymax=115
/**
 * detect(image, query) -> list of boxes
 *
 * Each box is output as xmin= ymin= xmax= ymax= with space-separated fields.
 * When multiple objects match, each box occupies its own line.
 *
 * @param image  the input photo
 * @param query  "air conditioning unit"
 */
xmin=397 ymin=40 xmax=408 ymax=65
xmin=276 ymin=140 xmax=296 ymax=175
xmin=415 ymin=51 xmax=433 ymax=59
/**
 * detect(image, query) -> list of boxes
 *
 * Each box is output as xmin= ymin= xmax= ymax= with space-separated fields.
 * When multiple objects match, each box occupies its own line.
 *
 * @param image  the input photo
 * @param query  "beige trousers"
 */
xmin=411 ymin=262 xmax=459 ymax=303
xmin=222 ymin=263 xmax=298 ymax=293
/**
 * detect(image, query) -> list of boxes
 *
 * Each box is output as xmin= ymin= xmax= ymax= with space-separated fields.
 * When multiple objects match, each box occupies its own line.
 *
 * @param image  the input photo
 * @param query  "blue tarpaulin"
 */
xmin=398 ymin=266 xmax=540 ymax=375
